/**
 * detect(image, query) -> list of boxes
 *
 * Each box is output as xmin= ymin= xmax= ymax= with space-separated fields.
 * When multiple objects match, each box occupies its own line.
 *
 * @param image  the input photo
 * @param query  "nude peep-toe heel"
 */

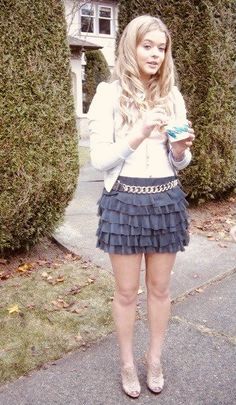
xmin=144 ymin=354 xmax=164 ymax=394
xmin=146 ymin=361 xmax=164 ymax=394
xmin=121 ymin=366 xmax=141 ymax=398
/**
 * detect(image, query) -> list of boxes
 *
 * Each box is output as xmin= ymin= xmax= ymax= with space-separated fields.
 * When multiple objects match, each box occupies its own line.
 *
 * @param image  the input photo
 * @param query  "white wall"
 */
xmin=64 ymin=0 xmax=118 ymax=137
xmin=70 ymin=56 xmax=83 ymax=117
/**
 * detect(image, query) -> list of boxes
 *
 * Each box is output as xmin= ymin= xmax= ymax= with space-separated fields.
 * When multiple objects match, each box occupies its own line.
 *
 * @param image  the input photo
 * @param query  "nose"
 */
xmin=152 ymin=47 xmax=160 ymax=58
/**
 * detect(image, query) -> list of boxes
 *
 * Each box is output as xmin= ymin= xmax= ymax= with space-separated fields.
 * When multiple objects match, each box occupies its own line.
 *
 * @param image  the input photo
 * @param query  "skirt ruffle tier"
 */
xmin=96 ymin=176 xmax=189 ymax=254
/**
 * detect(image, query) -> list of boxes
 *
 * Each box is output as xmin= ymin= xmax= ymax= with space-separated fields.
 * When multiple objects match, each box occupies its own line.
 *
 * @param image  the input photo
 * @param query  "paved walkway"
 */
xmin=0 ymin=152 xmax=235 ymax=405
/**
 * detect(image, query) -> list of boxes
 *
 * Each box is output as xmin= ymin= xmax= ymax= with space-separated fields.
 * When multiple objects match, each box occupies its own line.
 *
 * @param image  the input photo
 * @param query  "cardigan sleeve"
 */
xmin=168 ymin=86 xmax=192 ymax=171
xmin=87 ymin=82 xmax=134 ymax=171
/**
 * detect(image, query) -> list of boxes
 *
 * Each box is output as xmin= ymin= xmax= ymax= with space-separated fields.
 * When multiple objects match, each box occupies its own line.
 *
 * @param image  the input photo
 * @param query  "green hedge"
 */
xmin=83 ymin=50 xmax=110 ymax=113
xmin=118 ymin=0 xmax=236 ymax=201
xmin=0 ymin=0 xmax=79 ymax=251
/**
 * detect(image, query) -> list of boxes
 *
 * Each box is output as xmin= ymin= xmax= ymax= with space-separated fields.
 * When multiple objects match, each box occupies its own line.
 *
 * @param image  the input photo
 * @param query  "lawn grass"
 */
xmin=0 ymin=143 xmax=99 ymax=385
xmin=0 ymin=260 xmax=114 ymax=385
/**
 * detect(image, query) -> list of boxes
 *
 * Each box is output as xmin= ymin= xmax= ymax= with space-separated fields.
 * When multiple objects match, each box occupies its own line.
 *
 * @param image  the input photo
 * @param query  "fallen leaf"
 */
xmin=57 ymin=299 xmax=70 ymax=308
xmin=17 ymin=263 xmax=33 ymax=273
xmin=0 ymin=272 xmax=10 ymax=280
xmin=69 ymin=304 xmax=86 ymax=315
xmin=195 ymin=288 xmax=204 ymax=293
xmin=51 ymin=299 xmax=70 ymax=309
xmin=71 ymin=307 xmax=83 ymax=315
xmin=37 ymin=260 xmax=49 ymax=266
xmin=218 ymin=243 xmax=228 ymax=248
xmin=218 ymin=231 xmax=227 ymax=238
xmin=0 ymin=258 xmax=7 ymax=265
xmin=196 ymin=225 xmax=204 ymax=230
xmin=56 ymin=276 xmax=65 ymax=283
xmin=26 ymin=303 xmax=35 ymax=309
xmin=31 ymin=346 xmax=37 ymax=355
xmin=64 ymin=253 xmax=73 ymax=260
xmin=52 ymin=263 xmax=60 ymax=268
xmin=51 ymin=300 xmax=64 ymax=309
xmin=8 ymin=304 xmax=20 ymax=314
xmin=66 ymin=285 xmax=81 ymax=295
xmin=75 ymin=332 xmax=83 ymax=342
xmin=87 ymin=277 xmax=95 ymax=284
xmin=43 ymin=304 xmax=51 ymax=311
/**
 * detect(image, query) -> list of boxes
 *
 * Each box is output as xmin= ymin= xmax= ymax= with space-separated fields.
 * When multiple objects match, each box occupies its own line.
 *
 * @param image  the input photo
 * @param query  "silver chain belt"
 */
xmin=113 ymin=179 xmax=178 ymax=194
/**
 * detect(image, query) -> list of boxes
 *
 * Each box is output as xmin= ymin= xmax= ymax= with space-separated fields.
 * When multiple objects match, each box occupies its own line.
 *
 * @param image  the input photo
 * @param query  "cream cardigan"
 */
xmin=88 ymin=81 xmax=192 ymax=192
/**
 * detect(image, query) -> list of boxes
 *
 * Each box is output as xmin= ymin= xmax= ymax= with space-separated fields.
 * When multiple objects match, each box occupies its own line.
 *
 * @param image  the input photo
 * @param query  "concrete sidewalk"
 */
xmin=0 ymin=156 xmax=235 ymax=405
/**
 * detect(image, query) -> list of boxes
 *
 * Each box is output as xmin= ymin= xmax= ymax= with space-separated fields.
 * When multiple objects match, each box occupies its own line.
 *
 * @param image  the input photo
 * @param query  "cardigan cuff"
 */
xmin=117 ymin=138 xmax=135 ymax=160
xmin=169 ymin=149 xmax=192 ymax=170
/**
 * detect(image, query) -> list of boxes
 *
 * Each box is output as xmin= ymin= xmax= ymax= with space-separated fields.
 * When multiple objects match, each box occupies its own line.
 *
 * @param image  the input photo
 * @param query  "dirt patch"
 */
xmin=189 ymin=196 xmax=236 ymax=241
xmin=0 ymin=238 xmax=82 ymax=281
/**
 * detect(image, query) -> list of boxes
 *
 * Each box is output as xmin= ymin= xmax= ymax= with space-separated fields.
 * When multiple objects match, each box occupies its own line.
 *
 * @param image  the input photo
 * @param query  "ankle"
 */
xmin=146 ymin=351 xmax=161 ymax=366
xmin=121 ymin=361 xmax=135 ymax=370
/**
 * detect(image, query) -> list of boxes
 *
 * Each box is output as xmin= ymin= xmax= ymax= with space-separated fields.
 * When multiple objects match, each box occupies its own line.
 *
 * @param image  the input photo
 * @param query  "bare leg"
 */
xmin=109 ymin=253 xmax=142 ymax=368
xmin=145 ymin=252 xmax=176 ymax=364
xmin=110 ymin=253 xmax=143 ymax=398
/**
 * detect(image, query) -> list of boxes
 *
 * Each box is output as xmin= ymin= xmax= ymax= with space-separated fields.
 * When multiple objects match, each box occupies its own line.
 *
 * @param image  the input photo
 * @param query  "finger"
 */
xmin=187 ymin=128 xmax=194 ymax=135
xmin=173 ymin=135 xmax=194 ymax=144
xmin=187 ymin=134 xmax=195 ymax=140
xmin=156 ymin=120 xmax=168 ymax=128
xmin=187 ymin=120 xmax=192 ymax=127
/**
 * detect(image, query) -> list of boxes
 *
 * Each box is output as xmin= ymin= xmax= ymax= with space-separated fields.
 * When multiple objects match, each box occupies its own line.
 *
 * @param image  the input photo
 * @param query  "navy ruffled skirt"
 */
xmin=96 ymin=176 xmax=189 ymax=255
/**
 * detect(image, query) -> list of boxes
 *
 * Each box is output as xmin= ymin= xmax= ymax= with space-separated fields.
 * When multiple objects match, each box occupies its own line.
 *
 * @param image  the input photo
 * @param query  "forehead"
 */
xmin=141 ymin=30 xmax=166 ymax=44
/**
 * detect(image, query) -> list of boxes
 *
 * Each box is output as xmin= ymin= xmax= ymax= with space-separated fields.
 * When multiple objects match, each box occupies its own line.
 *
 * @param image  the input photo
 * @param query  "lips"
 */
xmin=147 ymin=62 xmax=158 ymax=67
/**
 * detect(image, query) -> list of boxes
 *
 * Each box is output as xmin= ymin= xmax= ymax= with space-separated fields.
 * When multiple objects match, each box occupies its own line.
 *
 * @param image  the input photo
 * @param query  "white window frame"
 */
xmin=80 ymin=3 xmax=95 ymax=34
xmin=79 ymin=2 xmax=114 ymax=37
xmin=98 ymin=5 xmax=112 ymax=35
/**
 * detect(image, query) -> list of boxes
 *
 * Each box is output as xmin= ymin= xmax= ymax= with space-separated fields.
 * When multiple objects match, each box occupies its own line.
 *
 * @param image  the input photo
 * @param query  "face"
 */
xmin=136 ymin=29 xmax=167 ymax=82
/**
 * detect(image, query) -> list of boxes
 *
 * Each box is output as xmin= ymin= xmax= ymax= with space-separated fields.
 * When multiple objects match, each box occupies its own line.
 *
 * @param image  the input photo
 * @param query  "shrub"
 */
xmin=83 ymin=50 xmax=110 ymax=113
xmin=117 ymin=0 xmax=236 ymax=201
xmin=0 ymin=0 xmax=79 ymax=251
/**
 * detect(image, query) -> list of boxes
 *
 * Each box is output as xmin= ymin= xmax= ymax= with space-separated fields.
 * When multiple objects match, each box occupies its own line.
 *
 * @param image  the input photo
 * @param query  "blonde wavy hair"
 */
xmin=113 ymin=15 xmax=175 ymax=127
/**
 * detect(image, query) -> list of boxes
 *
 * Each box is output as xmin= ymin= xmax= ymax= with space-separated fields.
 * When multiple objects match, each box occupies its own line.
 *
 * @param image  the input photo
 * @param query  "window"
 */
xmin=81 ymin=3 xmax=95 ymax=34
xmin=80 ymin=3 xmax=113 ymax=36
xmin=98 ymin=6 xmax=112 ymax=35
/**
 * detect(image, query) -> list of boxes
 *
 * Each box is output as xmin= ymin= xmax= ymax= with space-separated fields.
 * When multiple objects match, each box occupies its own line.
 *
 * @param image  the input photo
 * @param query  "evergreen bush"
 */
xmin=117 ymin=0 xmax=236 ymax=201
xmin=0 ymin=0 xmax=79 ymax=251
xmin=83 ymin=50 xmax=110 ymax=113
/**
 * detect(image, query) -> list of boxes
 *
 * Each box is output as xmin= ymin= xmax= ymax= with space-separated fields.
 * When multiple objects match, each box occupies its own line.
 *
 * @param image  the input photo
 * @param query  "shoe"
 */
xmin=146 ymin=361 xmax=164 ymax=394
xmin=121 ymin=366 xmax=141 ymax=398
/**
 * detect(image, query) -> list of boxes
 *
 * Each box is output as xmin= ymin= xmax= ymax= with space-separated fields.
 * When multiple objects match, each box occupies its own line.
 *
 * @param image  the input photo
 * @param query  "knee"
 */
xmin=115 ymin=286 xmax=139 ymax=306
xmin=147 ymin=283 xmax=170 ymax=301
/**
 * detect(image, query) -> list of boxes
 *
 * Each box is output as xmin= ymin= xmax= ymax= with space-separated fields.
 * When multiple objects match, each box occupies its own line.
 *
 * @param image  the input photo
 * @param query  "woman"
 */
xmin=88 ymin=15 xmax=195 ymax=398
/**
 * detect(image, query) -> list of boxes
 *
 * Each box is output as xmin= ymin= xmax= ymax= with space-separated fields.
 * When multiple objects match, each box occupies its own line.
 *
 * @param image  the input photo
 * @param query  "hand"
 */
xmin=141 ymin=107 xmax=168 ymax=138
xmin=171 ymin=124 xmax=195 ymax=161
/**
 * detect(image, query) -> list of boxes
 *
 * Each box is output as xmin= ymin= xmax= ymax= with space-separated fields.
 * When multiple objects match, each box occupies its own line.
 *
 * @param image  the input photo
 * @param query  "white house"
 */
xmin=64 ymin=0 xmax=118 ymax=136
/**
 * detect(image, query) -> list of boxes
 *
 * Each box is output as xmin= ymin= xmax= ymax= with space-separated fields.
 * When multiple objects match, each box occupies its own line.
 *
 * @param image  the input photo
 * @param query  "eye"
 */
xmin=143 ymin=44 xmax=151 ymax=50
xmin=159 ymin=47 xmax=166 ymax=52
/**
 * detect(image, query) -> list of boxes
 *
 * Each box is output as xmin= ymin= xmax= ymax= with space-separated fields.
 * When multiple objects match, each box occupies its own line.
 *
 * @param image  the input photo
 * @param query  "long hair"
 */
xmin=113 ymin=15 xmax=175 ymax=127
